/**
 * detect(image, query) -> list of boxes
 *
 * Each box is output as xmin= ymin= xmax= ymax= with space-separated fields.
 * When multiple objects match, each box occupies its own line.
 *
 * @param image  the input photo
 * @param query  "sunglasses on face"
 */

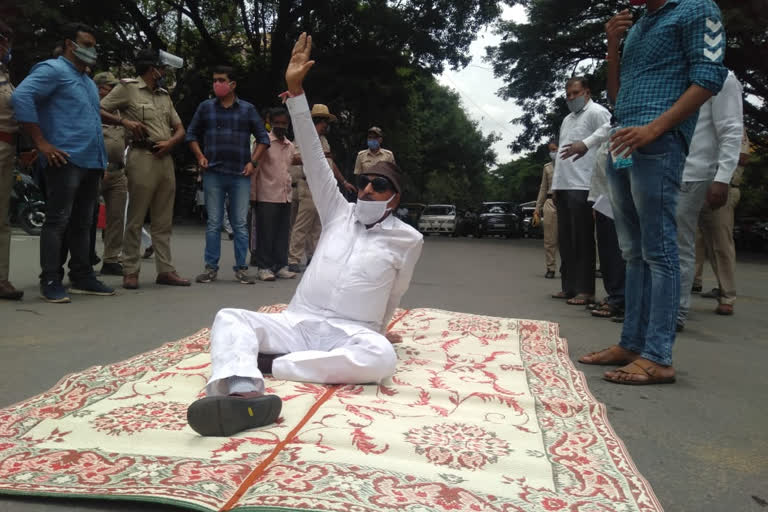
xmin=357 ymin=175 xmax=393 ymax=193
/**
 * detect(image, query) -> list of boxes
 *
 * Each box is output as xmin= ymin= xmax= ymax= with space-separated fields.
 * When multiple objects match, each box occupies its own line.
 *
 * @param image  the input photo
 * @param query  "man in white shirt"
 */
xmin=551 ymin=77 xmax=611 ymax=305
xmin=187 ymin=33 xmax=424 ymax=437
xmin=676 ymin=72 xmax=743 ymax=327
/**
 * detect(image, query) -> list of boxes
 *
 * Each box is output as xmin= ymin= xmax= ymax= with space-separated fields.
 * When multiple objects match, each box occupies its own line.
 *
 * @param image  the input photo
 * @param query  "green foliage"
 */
xmin=484 ymin=149 xmax=548 ymax=203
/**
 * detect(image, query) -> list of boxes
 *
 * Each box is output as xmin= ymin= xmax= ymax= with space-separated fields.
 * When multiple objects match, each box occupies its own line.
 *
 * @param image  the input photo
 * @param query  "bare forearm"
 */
xmin=100 ymin=109 xmax=122 ymax=126
xmin=329 ymin=158 xmax=346 ymax=184
xmin=251 ymin=143 xmax=268 ymax=162
xmin=188 ymin=140 xmax=204 ymax=159
xmin=167 ymin=124 xmax=186 ymax=148
xmin=606 ymin=46 xmax=621 ymax=104
xmin=20 ymin=122 xmax=47 ymax=147
xmin=648 ymin=85 xmax=714 ymax=138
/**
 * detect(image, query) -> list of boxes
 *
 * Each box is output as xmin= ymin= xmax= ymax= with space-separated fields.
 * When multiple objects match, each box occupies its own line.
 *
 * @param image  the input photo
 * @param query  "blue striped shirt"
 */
xmin=185 ymin=97 xmax=270 ymax=175
xmin=615 ymin=0 xmax=728 ymax=147
xmin=11 ymin=57 xmax=106 ymax=169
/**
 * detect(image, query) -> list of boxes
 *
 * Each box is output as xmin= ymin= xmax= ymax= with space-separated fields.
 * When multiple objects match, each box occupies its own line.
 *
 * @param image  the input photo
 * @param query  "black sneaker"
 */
xmin=288 ymin=263 xmax=302 ymax=273
xmin=69 ymin=278 xmax=116 ymax=296
xmin=691 ymin=284 xmax=702 ymax=293
xmin=196 ymin=268 xmax=218 ymax=283
xmin=100 ymin=262 xmax=124 ymax=276
xmin=40 ymin=280 xmax=71 ymax=303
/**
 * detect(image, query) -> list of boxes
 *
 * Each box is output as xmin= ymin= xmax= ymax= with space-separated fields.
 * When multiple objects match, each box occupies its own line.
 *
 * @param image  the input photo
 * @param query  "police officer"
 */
xmin=94 ymin=71 xmax=128 ymax=276
xmin=353 ymin=126 xmax=395 ymax=175
xmin=100 ymin=48 xmax=190 ymax=289
xmin=0 ymin=20 xmax=22 ymax=300
xmin=534 ymin=142 xmax=559 ymax=279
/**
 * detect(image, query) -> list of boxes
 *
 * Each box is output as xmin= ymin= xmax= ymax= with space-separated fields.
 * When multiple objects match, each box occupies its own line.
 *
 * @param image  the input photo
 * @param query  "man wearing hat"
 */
xmin=287 ymin=103 xmax=348 ymax=274
xmin=100 ymin=48 xmax=190 ymax=289
xmin=353 ymin=126 xmax=396 ymax=175
xmin=94 ymin=71 xmax=128 ymax=276
xmin=186 ymin=32 xmax=423 ymax=436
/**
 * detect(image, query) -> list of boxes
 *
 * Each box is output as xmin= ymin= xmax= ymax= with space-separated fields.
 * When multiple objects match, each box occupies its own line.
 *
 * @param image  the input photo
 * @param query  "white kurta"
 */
xmin=206 ymin=94 xmax=424 ymax=397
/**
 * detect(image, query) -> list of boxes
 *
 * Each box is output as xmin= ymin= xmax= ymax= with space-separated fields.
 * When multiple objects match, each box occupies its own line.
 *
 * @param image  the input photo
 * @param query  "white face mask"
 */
xmin=355 ymin=194 xmax=394 ymax=226
xmin=549 ymin=151 xmax=557 ymax=161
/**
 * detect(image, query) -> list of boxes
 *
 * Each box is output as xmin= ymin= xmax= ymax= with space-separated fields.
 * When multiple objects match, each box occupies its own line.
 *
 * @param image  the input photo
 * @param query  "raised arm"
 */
xmin=284 ymin=33 xmax=350 ymax=225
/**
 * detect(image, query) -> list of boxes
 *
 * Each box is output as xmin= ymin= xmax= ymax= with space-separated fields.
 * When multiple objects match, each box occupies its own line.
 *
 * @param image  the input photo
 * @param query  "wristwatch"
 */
xmin=251 ymin=159 xmax=259 ymax=167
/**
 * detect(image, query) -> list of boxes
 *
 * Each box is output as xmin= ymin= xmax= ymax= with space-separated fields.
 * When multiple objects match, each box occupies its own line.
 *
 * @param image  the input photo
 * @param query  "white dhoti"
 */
xmin=206 ymin=308 xmax=398 ymax=397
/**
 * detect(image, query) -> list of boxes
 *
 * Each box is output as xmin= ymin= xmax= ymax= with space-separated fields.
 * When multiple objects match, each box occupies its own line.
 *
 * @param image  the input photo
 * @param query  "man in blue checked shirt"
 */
xmin=577 ymin=0 xmax=727 ymax=386
xmin=12 ymin=23 xmax=115 ymax=303
xmin=186 ymin=66 xmax=270 ymax=285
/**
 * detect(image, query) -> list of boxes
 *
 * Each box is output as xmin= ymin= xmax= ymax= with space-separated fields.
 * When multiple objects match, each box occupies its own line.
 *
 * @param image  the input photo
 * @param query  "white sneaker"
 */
xmin=257 ymin=268 xmax=276 ymax=282
xmin=275 ymin=266 xmax=297 ymax=279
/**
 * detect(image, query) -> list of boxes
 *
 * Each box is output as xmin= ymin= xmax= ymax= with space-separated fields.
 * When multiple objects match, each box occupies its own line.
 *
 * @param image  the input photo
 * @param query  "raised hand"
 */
xmin=285 ymin=32 xmax=315 ymax=95
xmin=605 ymin=9 xmax=633 ymax=47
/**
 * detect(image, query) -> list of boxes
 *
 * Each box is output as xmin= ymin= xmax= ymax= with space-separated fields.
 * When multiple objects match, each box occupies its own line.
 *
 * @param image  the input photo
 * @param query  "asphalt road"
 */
xmin=0 ymin=226 xmax=766 ymax=512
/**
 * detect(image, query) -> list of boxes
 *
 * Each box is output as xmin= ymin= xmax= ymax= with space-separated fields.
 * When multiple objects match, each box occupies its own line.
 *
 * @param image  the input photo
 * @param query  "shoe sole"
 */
xmin=68 ymin=288 xmax=116 ymax=296
xmin=236 ymin=280 xmax=256 ymax=284
xmin=258 ymin=277 xmax=276 ymax=282
xmin=196 ymin=278 xmax=216 ymax=283
xmin=187 ymin=394 xmax=282 ymax=437
xmin=39 ymin=294 xmax=71 ymax=303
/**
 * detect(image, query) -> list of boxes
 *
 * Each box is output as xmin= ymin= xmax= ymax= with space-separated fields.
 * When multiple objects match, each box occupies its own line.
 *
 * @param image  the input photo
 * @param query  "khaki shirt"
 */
xmin=353 ymin=148 xmax=395 ymax=175
xmin=290 ymin=134 xmax=331 ymax=183
xmin=100 ymin=77 xmax=181 ymax=143
xmin=535 ymin=162 xmax=555 ymax=214
xmin=0 ymin=67 xmax=17 ymax=134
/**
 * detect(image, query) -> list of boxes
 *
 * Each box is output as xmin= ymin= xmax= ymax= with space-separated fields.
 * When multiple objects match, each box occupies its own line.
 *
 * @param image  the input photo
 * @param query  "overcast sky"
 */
xmin=437 ymin=4 xmax=528 ymax=166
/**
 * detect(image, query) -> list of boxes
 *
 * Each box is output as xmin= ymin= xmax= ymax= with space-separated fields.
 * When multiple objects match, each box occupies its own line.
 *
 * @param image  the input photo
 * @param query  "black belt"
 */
xmin=130 ymin=139 xmax=155 ymax=151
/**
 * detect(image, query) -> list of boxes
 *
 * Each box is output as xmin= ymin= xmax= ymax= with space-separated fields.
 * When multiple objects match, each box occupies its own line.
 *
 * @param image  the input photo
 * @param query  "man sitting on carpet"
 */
xmin=187 ymin=33 xmax=423 ymax=437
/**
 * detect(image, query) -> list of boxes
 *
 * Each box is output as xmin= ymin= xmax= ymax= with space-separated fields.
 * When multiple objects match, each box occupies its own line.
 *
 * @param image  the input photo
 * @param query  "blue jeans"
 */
xmin=203 ymin=171 xmax=251 ymax=271
xmin=606 ymin=132 xmax=686 ymax=366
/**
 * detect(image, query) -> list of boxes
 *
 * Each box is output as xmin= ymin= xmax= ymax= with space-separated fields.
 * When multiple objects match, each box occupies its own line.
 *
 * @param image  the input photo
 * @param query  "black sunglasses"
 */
xmin=357 ymin=175 xmax=393 ymax=193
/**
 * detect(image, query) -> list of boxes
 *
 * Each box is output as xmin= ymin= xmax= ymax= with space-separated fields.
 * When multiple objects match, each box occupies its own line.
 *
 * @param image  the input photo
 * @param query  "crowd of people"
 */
xmin=0 ymin=21 xmax=398 ymax=303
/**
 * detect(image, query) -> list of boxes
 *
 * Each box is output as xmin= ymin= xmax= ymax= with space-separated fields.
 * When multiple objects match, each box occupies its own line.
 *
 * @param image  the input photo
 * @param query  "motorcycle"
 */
xmin=10 ymin=167 xmax=46 ymax=236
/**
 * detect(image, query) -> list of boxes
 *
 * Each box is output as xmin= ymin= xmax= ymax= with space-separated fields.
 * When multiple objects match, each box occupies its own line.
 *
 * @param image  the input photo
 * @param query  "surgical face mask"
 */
xmin=566 ymin=94 xmax=587 ymax=113
xmin=549 ymin=151 xmax=557 ymax=161
xmin=367 ymin=139 xmax=381 ymax=151
xmin=71 ymin=41 xmax=97 ymax=67
xmin=355 ymin=194 xmax=393 ymax=226
xmin=1 ymin=48 xmax=11 ymax=66
xmin=213 ymin=81 xmax=232 ymax=98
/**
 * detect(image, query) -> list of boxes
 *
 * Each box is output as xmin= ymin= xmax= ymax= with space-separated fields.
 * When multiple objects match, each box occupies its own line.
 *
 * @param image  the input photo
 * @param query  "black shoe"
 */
xmin=691 ymin=284 xmax=702 ymax=293
xmin=142 ymin=246 xmax=154 ymax=259
xmin=676 ymin=321 xmax=685 ymax=332
xmin=701 ymin=288 xmax=720 ymax=299
xmin=545 ymin=270 xmax=555 ymax=279
xmin=287 ymin=264 xmax=302 ymax=274
xmin=91 ymin=255 xmax=101 ymax=266
xmin=187 ymin=393 xmax=282 ymax=437
xmin=100 ymin=262 xmax=124 ymax=276
xmin=257 ymin=353 xmax=285 ymax=375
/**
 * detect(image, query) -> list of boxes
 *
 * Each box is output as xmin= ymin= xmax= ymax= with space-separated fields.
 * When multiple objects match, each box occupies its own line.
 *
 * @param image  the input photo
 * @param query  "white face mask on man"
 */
xmin=354 ymin=194 xmax=394 ymax=226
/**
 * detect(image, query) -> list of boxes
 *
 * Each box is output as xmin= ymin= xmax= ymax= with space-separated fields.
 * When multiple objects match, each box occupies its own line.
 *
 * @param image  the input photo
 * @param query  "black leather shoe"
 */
xmin=545 ymin=270 xmax=555 ymax=279
xmin=100 ymin=262 xmax=124 ymax=276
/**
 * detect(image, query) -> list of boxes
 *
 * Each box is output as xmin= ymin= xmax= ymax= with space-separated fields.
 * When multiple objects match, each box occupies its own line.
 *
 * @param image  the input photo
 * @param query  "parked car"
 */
xmin=395 ymin=203 xmax=426 ymax=229
xmin=418 ymin=204 xmax=461 ymax=236
xmin=519 ymin=200 xmax=543 ymax=239
xmin=477 ymin=201 xmax=522 ymax=238
xmin=734 ymin=217 xmax=768 ymax=251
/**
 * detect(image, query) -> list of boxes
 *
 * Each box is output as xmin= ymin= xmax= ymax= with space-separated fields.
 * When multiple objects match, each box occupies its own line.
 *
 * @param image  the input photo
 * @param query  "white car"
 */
xmin=418 ymin=204 xmax=458 ymax=235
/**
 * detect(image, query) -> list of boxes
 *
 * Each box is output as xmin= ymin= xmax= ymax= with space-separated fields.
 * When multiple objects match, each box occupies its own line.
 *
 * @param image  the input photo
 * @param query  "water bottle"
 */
xmin=610 ymin=124 xmax=633 ymax=169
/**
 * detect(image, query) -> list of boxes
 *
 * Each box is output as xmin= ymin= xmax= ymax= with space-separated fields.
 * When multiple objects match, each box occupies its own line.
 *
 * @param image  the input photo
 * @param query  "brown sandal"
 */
xmin=578 ymin=345 xmax=638 ymax=366
xmin=567 ymin=294 xmax=595 ymax=306
xmin=603 ymin=359 xmax=676 ymax=386
xmin=591 ymin=303 xmax=622 ymax=318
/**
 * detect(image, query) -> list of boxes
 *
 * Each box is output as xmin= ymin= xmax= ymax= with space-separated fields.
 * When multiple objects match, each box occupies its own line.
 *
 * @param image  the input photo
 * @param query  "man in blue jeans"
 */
xmin=578 ymin=0 xmax=727 ymax=385
xmin=187 ymin=66 xmax=270 ymax=284
xmin=12 ymin=23 xmax=114 ymax=303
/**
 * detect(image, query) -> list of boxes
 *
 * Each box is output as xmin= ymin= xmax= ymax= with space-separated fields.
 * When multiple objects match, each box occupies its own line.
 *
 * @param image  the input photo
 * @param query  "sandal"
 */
xmin=566 ymin=294 xmax=595 ymax=306
xmin=578 ymin=345 xmax=638 ymax=366
xmin=591 ymin=303 xmax=622 ymax=318
xmin=603 ymin=359 xmax=676 ymax=386
xmin=586 ymin=299 xmax=607 ymax=311
xmin=551 ymin=291 xmax=571 ymax=299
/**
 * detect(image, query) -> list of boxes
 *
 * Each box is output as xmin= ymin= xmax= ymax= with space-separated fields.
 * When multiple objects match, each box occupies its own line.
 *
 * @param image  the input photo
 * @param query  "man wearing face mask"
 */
xmin=550 ymin=77 xmax=611 ymax=306
xmin=100 ymin=48 xmax=189 ymax=290
xmin=12 ymin=23 xmax=115 ymax=303
xmin=185 ymin=65 xmax=270 ymax=285
xmin=353 ymin=126 xmax=396 ymax=175
xmin=534 ymin=141 xmax=559 ymax=279
xmin=186 ymin=33 xmax=423 ymax=437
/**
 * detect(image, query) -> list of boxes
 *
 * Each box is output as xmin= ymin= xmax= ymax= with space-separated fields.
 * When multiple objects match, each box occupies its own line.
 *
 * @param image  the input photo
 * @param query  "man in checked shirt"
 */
xmin=576 ymin=0 xmax=727 ymax=385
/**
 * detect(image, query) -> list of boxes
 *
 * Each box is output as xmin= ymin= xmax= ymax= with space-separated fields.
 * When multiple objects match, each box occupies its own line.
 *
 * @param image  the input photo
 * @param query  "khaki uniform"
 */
xmin=693 ymin=132 xmax=750 ymax=305
xmin=535 ymin=162 xmax=558 ymax=272
xmin=100 ymin=77 xmax=182 ymax=275
xmin=0 ymin=66 xmax=18 ymax=282
xmin=288 ymin=135 xmax=330 ymax=265
xmin=353 ymin=148 xmax=395 ymax=175
xmin=101 ymin=121 xmax=128 ymax=264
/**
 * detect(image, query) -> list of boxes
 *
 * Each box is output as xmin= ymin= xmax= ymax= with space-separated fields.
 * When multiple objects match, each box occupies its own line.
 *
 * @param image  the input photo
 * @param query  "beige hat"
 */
xmin=367 ymin=126 xmax=384 ymax=137
xmin=93 ymin=71 xmax=119 ymax=86
xmin=310 ymin=104 xmax=337 ymax=123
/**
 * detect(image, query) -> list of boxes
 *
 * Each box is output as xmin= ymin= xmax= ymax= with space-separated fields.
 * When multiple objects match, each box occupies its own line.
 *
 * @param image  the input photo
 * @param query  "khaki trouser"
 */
xmin=101 ymin=170 xmax=128 ymax=264
xmin=0 ymin=141 xmax=14 ymax=281
xmin=695 ymin=186 xmax=740 ymax=305
xmin=288 ymin=179 xmax=321 ymax=265
xmin=542 ymin=198 xmax=558 ymax=272
xmin=123 ymin=149 xmax=176 ymax=275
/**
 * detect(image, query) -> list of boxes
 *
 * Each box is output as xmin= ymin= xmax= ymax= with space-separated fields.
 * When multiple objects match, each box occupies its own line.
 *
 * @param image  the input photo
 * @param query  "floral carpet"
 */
xmin=0 ymin=307 xmax=663 ymax=512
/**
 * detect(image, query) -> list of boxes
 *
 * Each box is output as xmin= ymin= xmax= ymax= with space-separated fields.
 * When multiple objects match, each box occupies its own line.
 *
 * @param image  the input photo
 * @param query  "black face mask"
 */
xmin=272 ymin=127 xmax=287 ymax=138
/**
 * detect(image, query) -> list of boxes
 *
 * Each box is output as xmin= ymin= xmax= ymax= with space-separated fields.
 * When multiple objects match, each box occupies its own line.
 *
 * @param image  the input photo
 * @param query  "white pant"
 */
xmin=206 ymin=309 xmax=398 ymax=397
